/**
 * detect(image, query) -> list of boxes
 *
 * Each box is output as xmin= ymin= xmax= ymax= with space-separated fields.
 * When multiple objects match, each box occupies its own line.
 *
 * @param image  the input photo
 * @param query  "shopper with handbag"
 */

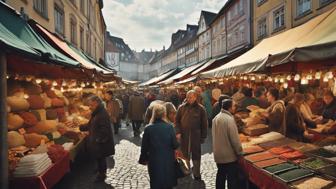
xmin=139 ymin=103 xmax=179 ymax=189
xmin=212 ymin=99 xmax=243 ymax=189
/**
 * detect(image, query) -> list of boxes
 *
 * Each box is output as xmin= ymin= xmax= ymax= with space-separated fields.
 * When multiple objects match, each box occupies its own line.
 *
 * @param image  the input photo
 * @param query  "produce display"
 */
xmin=254 ymin=158 xmax=286 ymax=168
xmin=300 ymin=157 xmax=333 ymax=170
xmin=245 ymin=151 xmax=277 ymax=162
xmin=292 ymin=176 xmax=334 ymax=189
xmin=6 ymin=80 xmax=90 ymax=176
xmin=264 ymin=162 xmax=297 ymax=174
xmin=324 ymin=145 xmax=336 ymax=153
xmin=269 ymin=146 xmax=294 ymax=155
xmin=308 ymin=148 xmax=336 ymax=158
xmin=275 ymin=168 xmax=313 ymax=183
xmin=280 ymin=150 xmax=306 ymax=160
xmin=258 ymin=138 xmax=296 ymax=150
xmin=319 ymin=165 xmax=336 ymax=179
xmin=243 ymin=145 xmax=264 ymax=155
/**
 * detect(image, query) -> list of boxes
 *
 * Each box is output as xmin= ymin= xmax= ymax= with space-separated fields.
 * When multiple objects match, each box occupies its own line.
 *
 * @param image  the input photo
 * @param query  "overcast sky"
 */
xmin=102 ymin=0 xmax=226 ymax=52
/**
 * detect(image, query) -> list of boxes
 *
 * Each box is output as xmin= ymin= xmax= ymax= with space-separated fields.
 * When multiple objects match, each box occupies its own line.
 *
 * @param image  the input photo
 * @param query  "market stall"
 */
xmin=0 ymin=2 xmax=119 ymax=188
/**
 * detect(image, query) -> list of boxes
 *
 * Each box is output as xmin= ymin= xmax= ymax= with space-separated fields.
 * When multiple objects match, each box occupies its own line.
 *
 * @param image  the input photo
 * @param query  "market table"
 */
xmin=10 ymin=152 xmax=70 ymax=189
xmin=239 ymin=157 xmax=290 ymax=189
xmin=69 ymin=136 xmax=86 ymax=161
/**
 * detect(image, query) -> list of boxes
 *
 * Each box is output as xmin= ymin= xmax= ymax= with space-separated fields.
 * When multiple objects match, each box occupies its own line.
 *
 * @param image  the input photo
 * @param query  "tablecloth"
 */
xmin=10 ymin=152 xmax=70 ymax=189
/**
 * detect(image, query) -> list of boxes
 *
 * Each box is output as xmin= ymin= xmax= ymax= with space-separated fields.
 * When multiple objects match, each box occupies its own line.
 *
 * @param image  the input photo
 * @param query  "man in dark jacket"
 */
xmin=322 ymin=90 xmax=336 ymax=121
xmin=175 ymin=90 xmax=208 ymax=180
xmin=128 ymin=92 xmax=146 ymax=137
xmin=80 ymin=95 xmax=115 ymax=182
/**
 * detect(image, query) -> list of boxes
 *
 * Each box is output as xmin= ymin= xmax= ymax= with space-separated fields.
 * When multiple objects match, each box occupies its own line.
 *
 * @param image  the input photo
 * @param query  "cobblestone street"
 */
xmin=53 ymin=123 xmax=217 ymax=189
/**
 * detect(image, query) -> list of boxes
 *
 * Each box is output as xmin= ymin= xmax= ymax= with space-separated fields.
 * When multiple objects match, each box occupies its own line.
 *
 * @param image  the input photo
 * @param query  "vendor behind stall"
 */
xmin=322 ymin=90 xmax=336 ymax=121
xmin=300 ymin=93 xmax=322 ymax=128
xmin=261 ymin=88 xmax=286 ymax=135
xmin=286 ymin=93 xmax=314 ymax=141
xmin=239 ymin=87 xmax=259 ymax=112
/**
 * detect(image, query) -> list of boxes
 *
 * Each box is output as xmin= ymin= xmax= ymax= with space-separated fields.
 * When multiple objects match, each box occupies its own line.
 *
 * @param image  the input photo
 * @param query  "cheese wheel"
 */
xmin=8 ymin=131 xmax=25 ymax=148
xmin=27 ymin=95 xmax=45 ymax=109
xmin=7 ymin=96 xmax=30 ymax=111
xmin=26 ymin=120 xmax=58 ymax=134
xmin=24 ymin=133 xmax=49 ymax=148
xmin=8 ymin=113 xmax=24 ymax=130
xmin=19 ymin=112 xmax=38 ymax=126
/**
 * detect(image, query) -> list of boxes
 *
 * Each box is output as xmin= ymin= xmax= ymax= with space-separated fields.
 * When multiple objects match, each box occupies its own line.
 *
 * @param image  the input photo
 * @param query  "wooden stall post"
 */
xmin=0 ymin=52 xmax=8 ymax=189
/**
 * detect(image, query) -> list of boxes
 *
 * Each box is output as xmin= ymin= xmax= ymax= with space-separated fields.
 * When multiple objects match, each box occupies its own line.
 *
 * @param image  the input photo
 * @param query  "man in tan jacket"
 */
xmin=106 ymin=91 xmax=120 ymax=134
xmin=212 ymin=99 xmax=242 ymax=189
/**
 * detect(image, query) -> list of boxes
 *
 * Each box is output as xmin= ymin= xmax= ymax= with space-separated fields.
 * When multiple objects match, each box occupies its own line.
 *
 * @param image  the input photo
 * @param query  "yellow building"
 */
xmin=253 ymin=0 xmax=336 ymax=45
xmin=6 ymin=0 xmax=106 ymax=63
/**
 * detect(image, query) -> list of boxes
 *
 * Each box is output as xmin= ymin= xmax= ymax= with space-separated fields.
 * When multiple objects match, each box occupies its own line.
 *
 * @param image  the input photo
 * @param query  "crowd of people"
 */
xmin=79 ymin=82 xmax=336 ymax=188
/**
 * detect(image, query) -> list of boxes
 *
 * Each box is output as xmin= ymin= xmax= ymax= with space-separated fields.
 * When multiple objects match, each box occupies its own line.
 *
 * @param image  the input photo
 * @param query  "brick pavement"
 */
xmin=53 ymin=123 xmax=218 ymax=189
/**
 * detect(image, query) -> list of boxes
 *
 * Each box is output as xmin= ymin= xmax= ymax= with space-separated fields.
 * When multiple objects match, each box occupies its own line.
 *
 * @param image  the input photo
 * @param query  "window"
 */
xmin=94 ymin=38 xmax=96 ymax=59
xmin=257 ymin=18 xmax=267 ymax=39
xmin=221 ymin=17 xmax=225 ymax=28
xmin=70 ymin=0 xmax=76 ymax=7
xmin=80 ymin=0 xmax=85 ymax=14
xmin=70 ymin=16 xmax=77 ymax=45
xmin=221 ymin=35 xmax=226 ymax=51
xmin=86 ymin=32 xmax=90 ymax=55
xmin=239 ymin=0 xmax=244 ymax=13
xmin=80 ymin=27 xmax=84 ymax=50
xmin=227 ymin=10 xmax=231 ymax=22
xmin=297 ymin=0 xmax=311 ymax=16
xmin=256 ymin=0 xmax=267 ymax=6
xmin=33 ymin=0 xmax=48 ymax=18
xmin=273 ymin=6 xmax=285 ymax=30
xmin=54 ymin=5 xmax=64 ymax=36
xmin=320 ymin=0 xmax=335 ymax=7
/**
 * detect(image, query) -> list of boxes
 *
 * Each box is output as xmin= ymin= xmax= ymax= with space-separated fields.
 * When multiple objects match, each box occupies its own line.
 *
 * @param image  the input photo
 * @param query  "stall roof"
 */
xmin=67 ymin=43 xmax=115 ymax=73
xmin=139 ymin=68 xmax=180 ymax=86
xmin=201 ymin=7 xmax=336 ymax=78
xmin=0 ymin=2 xmax=79 ymax=66
xmin=0 ymin=21 xmax=38 ymax=57
xmin=191 ymin=58 xmax=221 ymax=75
xmin=159 ymin=61 xmax=206 ymax=85
xmin=32 ymin=23 xmax=107 ymax=72
xmin=176 ymin=75 xmax=198 ymax=84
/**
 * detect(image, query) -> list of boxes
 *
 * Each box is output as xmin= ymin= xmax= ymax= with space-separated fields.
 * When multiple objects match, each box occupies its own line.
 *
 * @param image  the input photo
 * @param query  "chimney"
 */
xmin=163 ymin=46 xmax=165 ymax=51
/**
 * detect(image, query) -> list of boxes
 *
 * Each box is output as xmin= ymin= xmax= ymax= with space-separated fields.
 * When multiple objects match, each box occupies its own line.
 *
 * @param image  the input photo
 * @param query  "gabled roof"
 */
xmin=106 ymin=32 xmax=137 ymax=62
xmin=201 ymin=10 xmax=217 ymax=27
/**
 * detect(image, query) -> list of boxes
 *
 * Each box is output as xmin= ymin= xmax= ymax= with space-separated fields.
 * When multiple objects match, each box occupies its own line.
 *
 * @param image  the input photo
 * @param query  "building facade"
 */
xmin=225 ymin=0 xmax=252 ymax=54
xmin=6 ymin=0 xmax=106 ymax=63
xmin=254 ymin=0 xmax=336 ymax=44
xmin=105 ymin=32 xmax=138 ymax=80
xmin=197 ymin=11 xmax=217 ymax=62
xmin=211 ymin=13 xmax=227 ymax=57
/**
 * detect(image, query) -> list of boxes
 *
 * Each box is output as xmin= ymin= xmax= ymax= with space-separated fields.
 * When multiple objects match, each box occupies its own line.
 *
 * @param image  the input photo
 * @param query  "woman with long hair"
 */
xmin=139 ymin=104 xmax=179 ymax=189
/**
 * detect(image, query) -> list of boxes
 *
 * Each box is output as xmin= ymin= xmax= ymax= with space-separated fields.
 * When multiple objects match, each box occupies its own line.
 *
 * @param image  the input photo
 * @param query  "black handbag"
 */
xmin=175 ymin=157 xmax=191 ymax=178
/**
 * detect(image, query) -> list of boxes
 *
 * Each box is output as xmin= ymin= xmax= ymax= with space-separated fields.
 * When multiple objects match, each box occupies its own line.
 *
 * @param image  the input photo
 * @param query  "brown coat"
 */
xmin=286 ymin=103 xmax=305 ymax=141
xmin=80 ymin=104 xmax=115 ymax=158
xmin=267 ymin=100 xmax=286 ymax=135
xmin=107 ymin=99 xmax=120 ymax=123
xmin=128 ymin=94 xmax=146 ymax=121
xmin=175 ymin=102 xmax=208 ymax=160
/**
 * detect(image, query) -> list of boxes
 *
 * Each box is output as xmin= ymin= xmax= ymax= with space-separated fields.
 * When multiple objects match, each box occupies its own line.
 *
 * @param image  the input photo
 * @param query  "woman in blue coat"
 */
xmin=139 ymin=104 xmax=179 ymax=189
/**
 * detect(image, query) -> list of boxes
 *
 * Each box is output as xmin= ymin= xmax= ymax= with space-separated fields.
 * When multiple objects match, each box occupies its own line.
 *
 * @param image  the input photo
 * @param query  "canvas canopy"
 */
xmin=202 ymin=7 xmax=336 ymax=78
